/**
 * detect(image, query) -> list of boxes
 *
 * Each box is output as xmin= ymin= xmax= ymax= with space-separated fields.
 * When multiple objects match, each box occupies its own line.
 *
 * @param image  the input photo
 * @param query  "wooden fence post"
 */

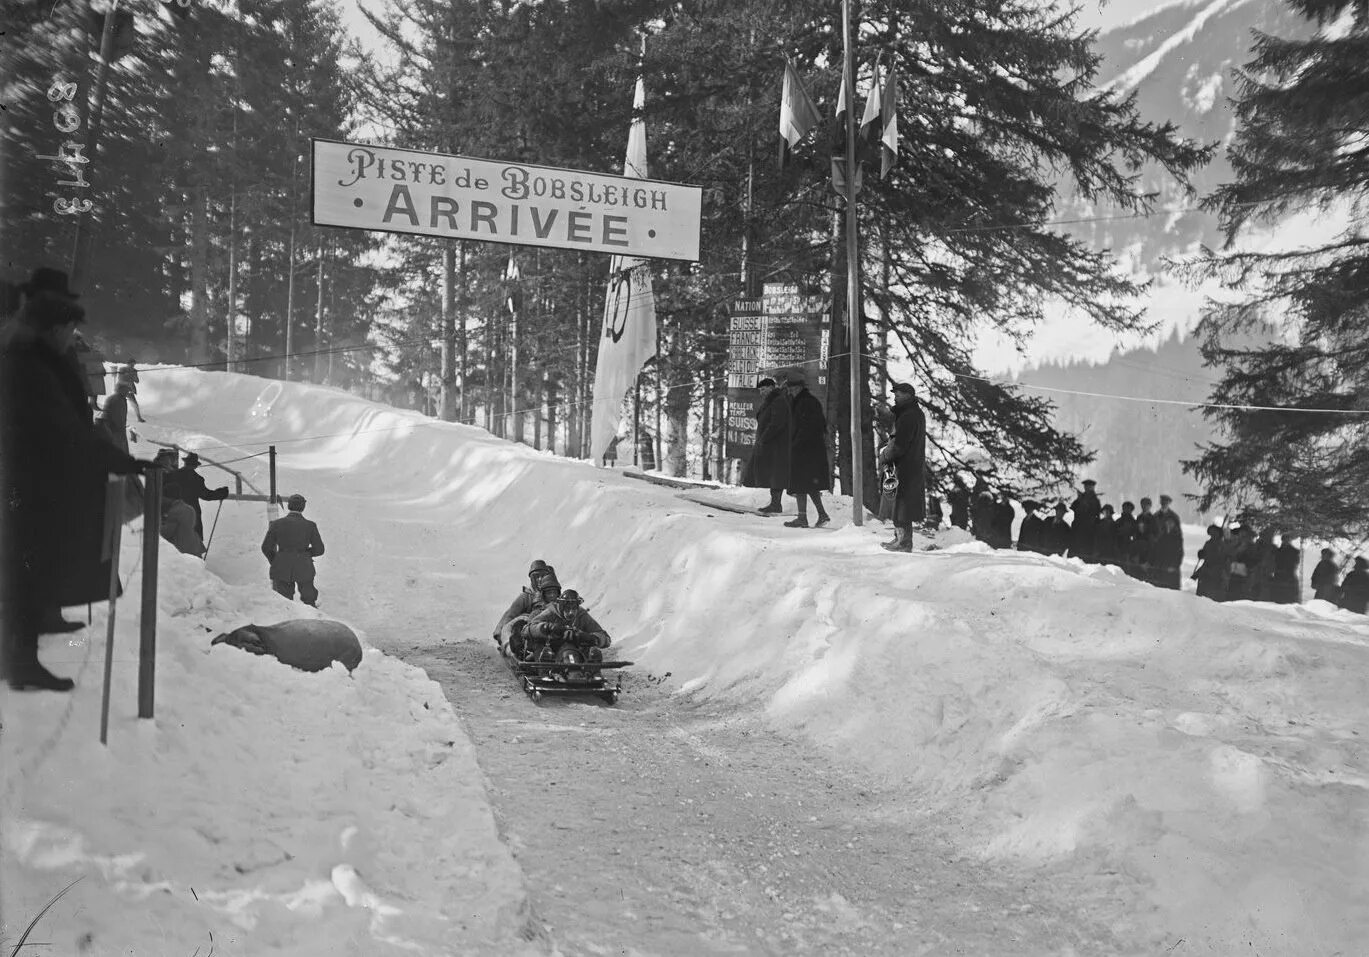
xmin=138 ymin=468 xmax=161 ymax=719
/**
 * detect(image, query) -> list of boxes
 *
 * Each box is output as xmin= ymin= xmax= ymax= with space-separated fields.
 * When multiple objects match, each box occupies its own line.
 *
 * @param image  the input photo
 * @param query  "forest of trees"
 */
xmin=4 ymin=0 xmax=1227 ymax=506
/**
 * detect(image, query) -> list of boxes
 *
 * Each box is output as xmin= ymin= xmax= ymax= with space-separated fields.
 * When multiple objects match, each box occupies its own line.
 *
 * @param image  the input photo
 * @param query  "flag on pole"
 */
xmin=590 ymin=76 xmax=657 ymax=464
xmin=880 ymin=58 xmax=899 ymax=178
xmin=778 ymin=58 xmax=821 ymax=168
xmin=830 ymin=72 xmax=861 ymax=198
xmin=504 ymin=254 xmax=520 ymax=313
xmin=859 ymin=57 xmax=883 ymax=142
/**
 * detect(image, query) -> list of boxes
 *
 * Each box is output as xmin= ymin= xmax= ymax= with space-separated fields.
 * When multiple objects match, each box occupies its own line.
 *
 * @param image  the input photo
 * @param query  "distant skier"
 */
xmin=493 ymin=560 xmax=563 ymax=653
xmin=261 ymin=493 xmax=325 ymax=606
xmin=524 ymin=589 xmax=611 ymax=653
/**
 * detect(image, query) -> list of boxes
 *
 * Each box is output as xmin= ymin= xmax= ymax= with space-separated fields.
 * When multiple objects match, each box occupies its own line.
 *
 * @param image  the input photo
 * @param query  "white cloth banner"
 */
xmin=590 ymin=77 xmax=657 ymax=464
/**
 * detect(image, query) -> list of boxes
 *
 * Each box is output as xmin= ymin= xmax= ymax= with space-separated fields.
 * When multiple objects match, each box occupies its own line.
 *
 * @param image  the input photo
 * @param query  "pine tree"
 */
xmin=1183 ymin=0 xmax=1369 ymax=539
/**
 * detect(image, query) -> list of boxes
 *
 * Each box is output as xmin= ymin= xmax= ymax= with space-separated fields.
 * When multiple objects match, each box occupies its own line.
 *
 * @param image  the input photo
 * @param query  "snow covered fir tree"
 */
xmin=2 ymin=1 xmax=1367 ymax=955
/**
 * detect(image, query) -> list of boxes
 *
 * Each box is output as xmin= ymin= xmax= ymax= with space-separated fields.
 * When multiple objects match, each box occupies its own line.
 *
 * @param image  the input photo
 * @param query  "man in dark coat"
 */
xmin=1310 ymin=548 xmax=1341 ymax=603
xmin=1068 ymin=479 xmax=1102 ymax=562
xmin=1134 ymin=497 xmax=1158 ymax=583
xmin=160 ymin=478 xmax=207 ymax=558
xmin=1044 ymin=503 xmax=1072 ymax=556
xmin=782 ymin=370 xmax=831 ymax=528
xmin=1094 ymin=503 xmax=1119 ymax=565
xmin=947 ymin=475 xmax=971 ymax=530
xmin=261 ymin=493 xmax=326 ymax=606
xmin=494 ymin=560 xmax=563 ymax=655
xmin=741 ymin=377 xmax=791 ymax=514
xmin=1270 ymin=534 xmax=1302 ymax=604
xmin=95 ymin=380 xmax=133 ymax=454
xmin=1338 ymin=556 xmax=1369 ymax=614
xmin=1152 ymin=495 xmax=1184 ymax=589
xmin=174 ymin=452 xmax=230 ymax=540
xmin=1194 ymin=525 xmax=1229 ymax=601
xmin=877 ymin=382 xmax=925 ymax=551
xmin=1114 ymin=501 xmax=1140 ymax=574
xmin=1017 ymin=500 xmax=1046 ymax=553
xmin=0 ymin=271 xmax=147 ymax=691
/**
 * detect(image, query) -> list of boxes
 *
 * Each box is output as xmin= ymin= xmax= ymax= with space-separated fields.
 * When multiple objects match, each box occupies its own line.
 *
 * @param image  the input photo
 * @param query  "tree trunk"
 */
xmin=664 ymin=325 xmax=690 ymax=476
xmin=190 ymin=185 xmax=210 ymax=364
xmin=440 ymin=242 xmax=457 ymax=420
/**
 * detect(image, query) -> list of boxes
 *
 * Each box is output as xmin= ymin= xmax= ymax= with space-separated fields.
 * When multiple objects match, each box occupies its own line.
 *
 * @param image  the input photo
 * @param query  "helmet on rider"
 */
xmin=556 ymin=589 xmax=583 ymax=614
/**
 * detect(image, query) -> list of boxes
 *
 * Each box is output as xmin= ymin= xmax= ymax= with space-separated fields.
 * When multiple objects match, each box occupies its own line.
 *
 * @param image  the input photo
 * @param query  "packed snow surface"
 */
xmin=4 ymin=369 xmax=1367 ymax=955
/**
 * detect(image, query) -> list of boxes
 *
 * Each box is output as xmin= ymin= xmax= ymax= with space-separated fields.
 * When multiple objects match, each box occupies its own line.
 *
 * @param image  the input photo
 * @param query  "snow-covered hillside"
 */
xmin=5 ymin=370 xmax=1367 ymax=955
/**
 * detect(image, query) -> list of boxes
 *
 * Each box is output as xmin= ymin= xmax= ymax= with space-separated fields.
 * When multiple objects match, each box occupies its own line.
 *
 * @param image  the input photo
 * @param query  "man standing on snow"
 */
xmin=741 ymin=377 xmax=791 ymax=515
xmin=261 ymin=493 xmax=326 ymax=606
xmin=782 ymin=370 xmax=832 ymax=528
xmin=877 ymin=381 xmax=926 ymax=552
xmin=1311 ymin=548 xmax=1341 ymax=603
xmin=1152 ymin=494 xmax=1184 ymax=589
xmin=1068 ymin=479 xmax=1102 ymax=562
xmin=1338 ymin=556 xmax=1369 ymax=614
xmin=174 ymin=452 xmax=229 ymax=540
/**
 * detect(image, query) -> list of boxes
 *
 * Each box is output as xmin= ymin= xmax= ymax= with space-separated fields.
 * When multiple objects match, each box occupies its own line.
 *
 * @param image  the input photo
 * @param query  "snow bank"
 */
xmin=30 ymin=368 xmax=1365 ymax=956
xmin=1 ymin=501 xmax=542 ymax=954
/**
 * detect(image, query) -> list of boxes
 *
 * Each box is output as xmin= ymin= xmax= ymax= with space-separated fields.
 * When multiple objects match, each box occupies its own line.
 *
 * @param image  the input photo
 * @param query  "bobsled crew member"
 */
xmin=493 ymin=559 xmax=562 ymax=651
xmin=524 ymin=590 xmax=611 ymax=649
xmin=261 ymin=493 xmax=325 ymax=606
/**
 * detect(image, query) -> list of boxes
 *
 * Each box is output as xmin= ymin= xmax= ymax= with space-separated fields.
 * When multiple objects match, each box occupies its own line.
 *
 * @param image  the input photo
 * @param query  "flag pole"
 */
xmin=842 ymin=0 xmax=865 ymax=525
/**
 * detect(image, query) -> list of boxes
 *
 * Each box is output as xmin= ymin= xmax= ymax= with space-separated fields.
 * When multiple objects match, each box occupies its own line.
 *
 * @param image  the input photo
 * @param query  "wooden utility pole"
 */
xmin=841 ymin=0 xmax=865 ymax=525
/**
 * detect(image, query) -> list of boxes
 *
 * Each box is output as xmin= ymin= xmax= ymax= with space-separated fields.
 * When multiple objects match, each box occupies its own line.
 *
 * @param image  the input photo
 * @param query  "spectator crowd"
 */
xmin=941 ymin=475 xmax=1369 ymax=613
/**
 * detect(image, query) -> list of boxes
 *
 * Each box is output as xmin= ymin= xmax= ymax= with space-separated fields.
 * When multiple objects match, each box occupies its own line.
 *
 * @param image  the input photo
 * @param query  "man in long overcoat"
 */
xmin=174 ymin=452 xmax=230 ymax=540
xmin=1068 ymin=480 xmax=1102 ymax=561
xmin=261 ymin=493 xmax=326 ymax=606
xmin=1311 ymin=548 xmax=1341 ymax=603
xmin=0 ymin=272 xmax=146 ymax=691
xmin=741 ymin=377 xmax=791 ymax=514
xmin=782 ymin=370 xmax=831 ymax=528
xmin=1339 ymin=556 xmax=1369 ymax=614
xmin=877 ymin=382 xmax=925 ymax=551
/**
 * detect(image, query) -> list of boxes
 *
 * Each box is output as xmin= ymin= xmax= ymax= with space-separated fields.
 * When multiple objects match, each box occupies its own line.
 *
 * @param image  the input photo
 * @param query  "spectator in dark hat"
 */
xmin=173 ymin=451 xmax=229 ymax=540
xmin=1114 ymin=501 xmax=1139 ymax=574
xmin=95 ymin=380 xmax=134 ymax=454
xmin=877 ymin=381 xmax=926 ymax=552
xmin=1194 ymin=525 xmax=1229 ymax=601
xmin=741 ymin=376 xmax=791 ymax=515
xmin=1338 ymin=556 xmax=1369 ymax=614
xmin=1270 ymin=534 xmax=1302 ymax=604
xmin=1094 ymin=502 xmax=1119 ymax=565
xmin=0 ymin=275 xmax=150 ymax=690
xmin=261 ymin=492 xmax=326 ymax=606
xmin=782 ymin=369 xmax=832 ymax=528
xmin=115 ymin=360 xmax=145 ymax=422
xmin=1068 ymin=479 xmax=1102 ymax=562
xmin=1311 ymin=548 xmax=1341 ymax=604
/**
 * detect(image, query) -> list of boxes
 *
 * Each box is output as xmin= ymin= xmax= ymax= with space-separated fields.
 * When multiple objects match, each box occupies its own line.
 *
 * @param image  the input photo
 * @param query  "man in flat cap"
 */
xmin=261 ymin=493 xmax=326 ymax=606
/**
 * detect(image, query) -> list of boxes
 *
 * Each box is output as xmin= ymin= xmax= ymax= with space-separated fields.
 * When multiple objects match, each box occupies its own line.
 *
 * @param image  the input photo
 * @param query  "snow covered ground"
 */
xmin=4 ymin=368 xmax=1367 ymax=956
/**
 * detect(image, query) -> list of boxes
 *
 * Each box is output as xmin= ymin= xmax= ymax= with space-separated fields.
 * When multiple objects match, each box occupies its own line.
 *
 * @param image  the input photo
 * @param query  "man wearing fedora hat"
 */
xmin=173 ymin=451 xmax=230 ymax=540
xmin=0 ymin=268 xmax=154 ymax=690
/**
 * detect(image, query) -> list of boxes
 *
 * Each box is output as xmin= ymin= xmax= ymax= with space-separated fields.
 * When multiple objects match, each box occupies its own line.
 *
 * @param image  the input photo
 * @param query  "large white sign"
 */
xmin=310 ymin=139 xmax=702 ymax=262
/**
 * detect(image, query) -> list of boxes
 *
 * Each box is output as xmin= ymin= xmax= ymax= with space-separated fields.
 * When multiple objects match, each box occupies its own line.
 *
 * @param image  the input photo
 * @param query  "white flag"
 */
xmin=590 ymin=76 xmax=657 ymax=464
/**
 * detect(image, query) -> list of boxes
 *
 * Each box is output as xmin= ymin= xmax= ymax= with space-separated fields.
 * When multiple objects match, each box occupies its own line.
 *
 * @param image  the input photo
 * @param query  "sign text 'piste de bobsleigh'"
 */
xmin=311 ymin=139 xmax=702 ymax=262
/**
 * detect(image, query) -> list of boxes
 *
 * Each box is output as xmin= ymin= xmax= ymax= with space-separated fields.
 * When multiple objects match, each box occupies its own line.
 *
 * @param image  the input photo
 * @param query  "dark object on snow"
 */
xmin=211 ymin=619 xmax=363 ymax=673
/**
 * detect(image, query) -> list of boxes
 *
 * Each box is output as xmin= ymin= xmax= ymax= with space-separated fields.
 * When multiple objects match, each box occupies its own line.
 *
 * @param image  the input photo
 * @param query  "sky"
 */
xmin=6 ymin=365 xmax=1367 ymax=954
